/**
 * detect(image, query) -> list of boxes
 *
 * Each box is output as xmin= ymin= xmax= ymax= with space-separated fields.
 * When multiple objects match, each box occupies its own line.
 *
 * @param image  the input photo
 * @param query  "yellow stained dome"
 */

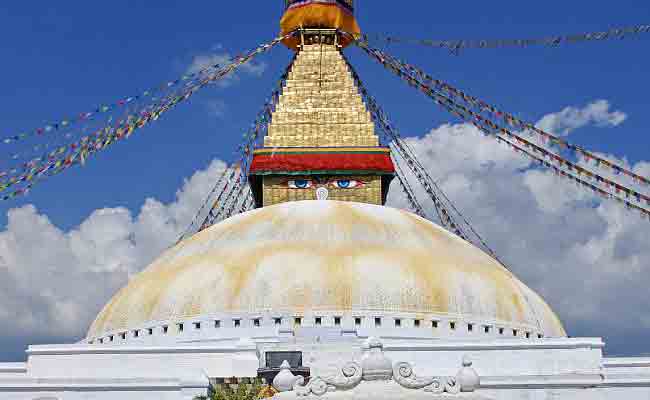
xmin=87 ymin=201 xmax=565 ymax=339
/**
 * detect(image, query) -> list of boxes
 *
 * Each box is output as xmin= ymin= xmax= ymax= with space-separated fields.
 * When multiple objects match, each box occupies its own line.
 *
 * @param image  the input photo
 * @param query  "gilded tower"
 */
xmin=249 ymin=2 xmax=395 ymax=207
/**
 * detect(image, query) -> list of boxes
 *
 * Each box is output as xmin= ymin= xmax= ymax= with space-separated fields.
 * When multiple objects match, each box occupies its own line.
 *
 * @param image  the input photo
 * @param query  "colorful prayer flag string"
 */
xmin=372 ymin=48 xmax=650 ymax=190
xmin=0 ymin=37 xmax=285 ymax=148
xmin=194 ymin=52 xmax=297 ymax=234
xmin=0 ymin=33 xmax=294 ymax=202
xmin=364 ymin=23 xmax=650 ymax=54
xmin=353 ymin=38 xmax=650 ymax=220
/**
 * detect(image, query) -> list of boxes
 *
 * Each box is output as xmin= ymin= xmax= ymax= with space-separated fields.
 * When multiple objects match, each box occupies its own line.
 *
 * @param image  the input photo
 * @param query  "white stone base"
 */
xmin=1 ymin=336 xmax=649 ymax=399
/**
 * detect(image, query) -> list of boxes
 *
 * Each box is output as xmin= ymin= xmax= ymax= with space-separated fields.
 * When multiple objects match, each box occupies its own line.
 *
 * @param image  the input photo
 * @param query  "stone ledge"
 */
xmin=0 ymin=363 xmax=27 ymax=373
xmin=380 ymin=338 xmax=605 ymax=352
xmin=26 ymin=343 xmax=256 ymax=356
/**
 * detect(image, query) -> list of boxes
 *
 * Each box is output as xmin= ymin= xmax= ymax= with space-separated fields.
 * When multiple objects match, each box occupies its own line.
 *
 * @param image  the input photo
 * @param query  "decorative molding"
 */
xmin=282 ymin=338 xmax=480 ymax=398
xmin=26 ymin=343 xmax=257 ymax=356
xmin=0 ymin=363 xmax=27 ymax=373
xmin=274 ymin=361 xmax=306 ymax=392
xmin=381 ymin=337 xmax=605 ymax=352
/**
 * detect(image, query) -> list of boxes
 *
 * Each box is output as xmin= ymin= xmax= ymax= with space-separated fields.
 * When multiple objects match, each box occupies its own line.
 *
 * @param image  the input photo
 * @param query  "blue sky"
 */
xmin=0 ymin=1 xmax=649 ymax=360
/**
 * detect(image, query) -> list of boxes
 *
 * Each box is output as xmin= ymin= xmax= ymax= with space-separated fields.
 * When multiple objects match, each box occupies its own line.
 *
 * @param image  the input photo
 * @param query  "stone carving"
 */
xmin=325 ymin=362 xmax=363 ymax=390
xmin=360 ymin=337 xmax=393 ymax=381
xmin=393 ymin=362 xmax=461 ymax=394
xmin=457 ymin=356 xmax=480 ymax=392
xmin=295 ymin=377 xmax=329 ymax=397
xmin=294 ymin=361 xmax=362 ymax=396
xmin=393 ymin=362 xmax=437 ymax=390
xmin=273 ymin=360 xmax=305 ymax=392
xmin=286 ymin=338 xmax=480 ymax=398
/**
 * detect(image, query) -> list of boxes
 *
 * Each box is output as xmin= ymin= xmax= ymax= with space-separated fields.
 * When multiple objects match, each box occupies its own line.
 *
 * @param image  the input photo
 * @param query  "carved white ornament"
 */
xmin=457 ymin=355 xmax=481 ymax=392
xmin=286 ymin=338 xmax=481 ymax=398
xmin=316 ymin=187 xmax=329 ymax=200
xmin=360 ymin=337 xmax=393 ymax=381
xmin=294 ymin=362 xmax=362 ymax=397
xmin=273 ymin=360 xmax=305 ymax=392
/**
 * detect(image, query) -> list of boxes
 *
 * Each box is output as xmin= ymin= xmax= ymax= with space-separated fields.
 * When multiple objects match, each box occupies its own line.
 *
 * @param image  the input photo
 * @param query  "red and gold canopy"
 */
xmin=280 ymin=0 xmax=361 ymax=48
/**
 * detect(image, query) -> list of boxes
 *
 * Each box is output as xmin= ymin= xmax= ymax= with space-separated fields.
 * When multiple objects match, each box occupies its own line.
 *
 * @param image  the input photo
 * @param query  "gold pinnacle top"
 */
xmin=265 ymin=43 xmax=379 ymax=148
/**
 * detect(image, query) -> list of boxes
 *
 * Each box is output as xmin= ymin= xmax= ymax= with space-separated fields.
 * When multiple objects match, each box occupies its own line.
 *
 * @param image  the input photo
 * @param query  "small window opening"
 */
xmin=538 ymin=334 xmax=544 ymax=339
xmin=234 ymin=319 xmax=241 ymax=328
xmin=147 ymin=328 xmax=153 ymax=335
xmin=253 ymin=318 xmax=261 ymax=327
xmin=120 ymin=333 xmax=126 ymax=340
xmin=215 ymin=320 xmax=221 ymax=328
xmin=450 ymin=322 xmax=456 ymax=330
xmin=98 ymin=338 xmax=104 ymax=344
xmin=468 ymin=323 xmax=474 ymax=332
xmin=498 ymin=327 xmax=504 ymax=335
xmin=414 ymin=319 xmax=421 ymax=328
xmin=315 ymin=317 xmax=322 ymax=326
xmin=394 ymin=318 xmax=402 ymax=327
xmin=294 ymin=317 xmax=302 ymax=326
xmin=178 ymin=323 xmax=184 ymax=333
xmin=274 ymin=318 xmax=282 ymax=326
xmin=526 ymin=332 xmax=531 ymax=339
xmin=334 ymin=317 xmax=342 ymax=326
xmin=432 ymin=320 xmax=439 ymax=328
xmin=355 ymin=317 xmax=362 ymax=326
xmin=194 ymin=322 xmax=201 ymax=330
xmin=133 ymin=330 xmax=140 ymax=338
xmin=109 ymin=335 xmax=114 ymax=342
xmin=162 ymin=326 xmax=169 ymax=334
xmin=513 ymin=329 xmax=518 ymax=337
xmin=375 ymin=317 xmax=382 ymax=327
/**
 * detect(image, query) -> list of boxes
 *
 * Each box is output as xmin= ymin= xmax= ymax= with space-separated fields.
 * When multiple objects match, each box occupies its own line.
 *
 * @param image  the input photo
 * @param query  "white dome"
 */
xmin=87 ymin=201 xmax=565 ymax=340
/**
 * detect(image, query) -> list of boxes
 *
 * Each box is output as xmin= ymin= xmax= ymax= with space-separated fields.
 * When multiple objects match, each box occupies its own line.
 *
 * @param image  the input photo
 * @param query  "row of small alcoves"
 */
xmin=89 ymin=315 xmax=545 ymax=344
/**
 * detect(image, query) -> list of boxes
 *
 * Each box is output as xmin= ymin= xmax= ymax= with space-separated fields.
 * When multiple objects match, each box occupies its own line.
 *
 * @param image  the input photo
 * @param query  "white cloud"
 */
xmin=185 ymin=45 xmax=267 ymax=119
xmin=0 ymin=160 xmax=229 ymax=342
xmin=386 ymin=107 xmax=650 ymax=345
xmin=187 ymin=45 xmax=267 ymax=88
xmin=535 ymin=100 xmax=627 ymax=136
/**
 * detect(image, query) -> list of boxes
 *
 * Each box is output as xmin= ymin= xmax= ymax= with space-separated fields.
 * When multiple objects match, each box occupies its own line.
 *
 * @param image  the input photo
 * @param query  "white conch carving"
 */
xmin=273 ymin=360 xmax=305 ymax=392
xmin=392 ymin=362 xmax=436 ymax=389
xmin=423 ymin=377 xmax=445 ymax=394
xmin=295 ymin=362 xmax=362 ymax=396
xmin=445 ymin=376 xmax=461 ymax=394
xmin=295 ymin=377 xmax=329 ymax=397
xmin=393 ymin=361 xmax=461 ymax=395
xmin=323 ymin=361 xmax=363 ymax=390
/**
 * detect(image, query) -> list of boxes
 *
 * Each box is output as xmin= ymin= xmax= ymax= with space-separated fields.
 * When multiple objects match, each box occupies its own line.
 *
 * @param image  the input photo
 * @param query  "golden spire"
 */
xmin=249 ymin=31 xmax=394 ymax=208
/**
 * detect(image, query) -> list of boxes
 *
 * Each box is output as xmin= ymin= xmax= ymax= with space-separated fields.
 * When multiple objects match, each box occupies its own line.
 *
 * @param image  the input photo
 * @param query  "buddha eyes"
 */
xmin=333 ymin=179 xmax=362 ymax=189
xmin=288 ymin=179 xmax=313 ymax=189
xmin=286 ymin=179 xmax=364 ymax=189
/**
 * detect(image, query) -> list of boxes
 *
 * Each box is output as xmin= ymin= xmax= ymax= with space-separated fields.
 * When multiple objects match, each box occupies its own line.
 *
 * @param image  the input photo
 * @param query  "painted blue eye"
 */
xmin=333 ymin=179 xmax=362 ymax=189
xmin=288 ymin=179 xmax=312 ymax=189
xmin=337 ymin=180 xmax=351 ymax=188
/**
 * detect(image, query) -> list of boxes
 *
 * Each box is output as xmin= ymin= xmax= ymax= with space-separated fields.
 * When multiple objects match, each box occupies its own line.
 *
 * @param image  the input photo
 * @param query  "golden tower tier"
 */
xmin=280 ymin=1 xmax=361 ymax=49
xmin=249 ymin=37 xmax=395 ymax=207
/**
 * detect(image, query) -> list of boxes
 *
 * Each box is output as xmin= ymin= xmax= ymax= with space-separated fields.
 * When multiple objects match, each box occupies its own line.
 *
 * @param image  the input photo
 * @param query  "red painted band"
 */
xmin=250 ymin=153 xmax=395 ymax=174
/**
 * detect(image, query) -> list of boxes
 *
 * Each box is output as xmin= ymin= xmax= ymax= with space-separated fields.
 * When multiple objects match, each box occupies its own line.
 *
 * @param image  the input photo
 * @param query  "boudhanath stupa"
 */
xmin=1 ymin=1 xmax=649 ymax=399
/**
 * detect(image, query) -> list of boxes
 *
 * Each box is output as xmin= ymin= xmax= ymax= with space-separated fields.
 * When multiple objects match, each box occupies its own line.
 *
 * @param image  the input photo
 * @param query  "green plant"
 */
xmin=195 ymin=378 xmax=265 ymax=400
